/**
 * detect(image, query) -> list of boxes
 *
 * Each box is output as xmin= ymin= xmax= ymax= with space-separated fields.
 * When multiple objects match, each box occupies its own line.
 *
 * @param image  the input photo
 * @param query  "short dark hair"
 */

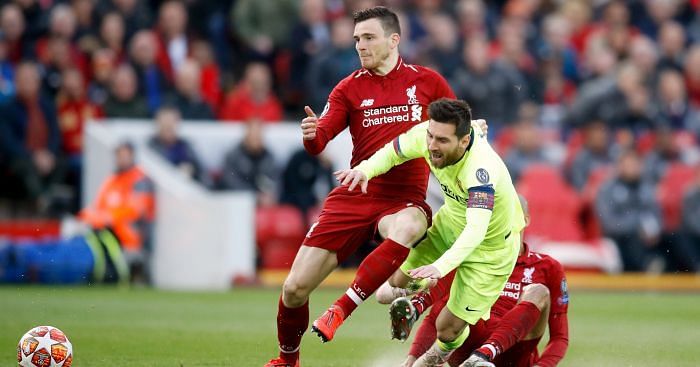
xmin=353 ymin=6 xmax=401 ymax=36
xmin=428 ymin=98 xmax=472 ymax=139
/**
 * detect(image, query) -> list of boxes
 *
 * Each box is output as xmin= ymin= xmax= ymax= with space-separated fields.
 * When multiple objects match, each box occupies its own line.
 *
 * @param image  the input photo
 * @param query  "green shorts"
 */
xmin=400 ymin=220 xmax=520 ymax=324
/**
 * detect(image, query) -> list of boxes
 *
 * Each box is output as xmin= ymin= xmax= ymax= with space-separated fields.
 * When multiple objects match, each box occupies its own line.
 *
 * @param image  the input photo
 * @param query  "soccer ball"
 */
xmin=17 ymin=326 xmax=73 ymax=367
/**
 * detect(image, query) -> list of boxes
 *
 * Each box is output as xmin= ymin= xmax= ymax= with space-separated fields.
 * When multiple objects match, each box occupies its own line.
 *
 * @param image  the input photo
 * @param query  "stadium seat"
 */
xmin=255 ymin=205 xmax=306 ymax=269
xmin=517 ymin=164 xmax=585 ymax=241
xmin=656 ymin=164 xmax=698 ymax=231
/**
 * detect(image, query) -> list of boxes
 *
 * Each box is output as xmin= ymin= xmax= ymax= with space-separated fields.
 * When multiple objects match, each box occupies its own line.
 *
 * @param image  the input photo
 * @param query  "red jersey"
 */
xmin=304 ymin=57 xmax=455 ymax=201
xmin=494 ymin=243 xmax=569 ymax=367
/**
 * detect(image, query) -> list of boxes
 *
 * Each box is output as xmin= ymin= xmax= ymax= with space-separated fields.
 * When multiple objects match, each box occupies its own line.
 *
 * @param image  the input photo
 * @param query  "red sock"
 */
xmin=412 ymin=271 xmax=455 ymax=316
xmin=277 ymin=295 xmax=309 ymax=362
xmin=408 ymin=300 xmax=442 ymax=358
xmin=477 ymin=301 xmax=541 ymax=360
xmin=335 ymin=238 xmax=410 ymax=318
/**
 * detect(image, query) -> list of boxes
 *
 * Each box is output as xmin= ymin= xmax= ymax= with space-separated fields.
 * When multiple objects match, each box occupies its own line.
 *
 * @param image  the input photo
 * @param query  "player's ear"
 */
xmin=390 ymin=33 xmax=400 ymax=49
xmin=524 ymin=214 xmax=531 ymax=227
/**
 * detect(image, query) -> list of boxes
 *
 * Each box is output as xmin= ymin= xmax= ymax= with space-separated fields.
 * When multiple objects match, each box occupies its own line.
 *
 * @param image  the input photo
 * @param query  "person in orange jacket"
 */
xmin=79 ymin=141 xmax=155 ymax=284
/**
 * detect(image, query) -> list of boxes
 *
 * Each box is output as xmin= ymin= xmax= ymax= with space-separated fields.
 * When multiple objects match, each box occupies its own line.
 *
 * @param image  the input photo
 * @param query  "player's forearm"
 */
xmin=537 ymin=313 xmax=569 ymax=367
xmin=303 ymin=130 xmax=329 ymax=155
xmin=432 ymin=208 xmax=491 ymax=275
xmin=354 ymin=140 xmax=408 ymax=180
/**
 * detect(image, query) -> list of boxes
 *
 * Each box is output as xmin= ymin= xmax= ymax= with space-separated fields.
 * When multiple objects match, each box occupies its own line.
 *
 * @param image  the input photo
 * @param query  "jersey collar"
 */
xmin=365 ymin=56 xmax=405 ymax=80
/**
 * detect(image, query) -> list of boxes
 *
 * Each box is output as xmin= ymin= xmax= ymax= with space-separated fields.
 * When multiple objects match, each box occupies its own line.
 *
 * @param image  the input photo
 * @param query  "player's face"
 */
xmin=353 ymin=18 xmax=394 ymax=71
xmin=426 ymin=120 xmax=470 ymax=168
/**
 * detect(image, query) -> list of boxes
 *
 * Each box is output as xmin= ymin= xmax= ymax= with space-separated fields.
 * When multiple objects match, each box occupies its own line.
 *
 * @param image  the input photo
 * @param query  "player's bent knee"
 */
xmin=388 ymin=216 xmax=426 ymax=246
xmin=282 ymin=278 xmax=312 ymax=307
xmin=521 ymin=283 xmax=550 ymax=310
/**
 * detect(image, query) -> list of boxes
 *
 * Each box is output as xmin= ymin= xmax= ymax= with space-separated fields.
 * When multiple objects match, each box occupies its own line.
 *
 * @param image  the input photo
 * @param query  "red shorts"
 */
xmin=302 ymin=187 xmax=432 ymax=263
xmin=449 ymin=317 xmax=540 ymax=367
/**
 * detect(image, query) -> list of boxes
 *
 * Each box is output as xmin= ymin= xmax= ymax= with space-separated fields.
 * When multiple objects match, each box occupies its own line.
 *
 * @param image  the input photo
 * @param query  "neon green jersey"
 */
xmin=356 ymin=121 xmax=524 ymax=275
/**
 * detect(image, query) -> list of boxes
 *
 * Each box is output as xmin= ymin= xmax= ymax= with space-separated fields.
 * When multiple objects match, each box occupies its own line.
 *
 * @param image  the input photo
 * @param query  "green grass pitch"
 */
xmin=1 ymin=286 xmax=699 ymax=366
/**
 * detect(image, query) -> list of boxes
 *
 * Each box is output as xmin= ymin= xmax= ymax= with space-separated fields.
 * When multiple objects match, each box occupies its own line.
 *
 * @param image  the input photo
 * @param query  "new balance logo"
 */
xmin=360 ymin=99 xmax=375 ymax=107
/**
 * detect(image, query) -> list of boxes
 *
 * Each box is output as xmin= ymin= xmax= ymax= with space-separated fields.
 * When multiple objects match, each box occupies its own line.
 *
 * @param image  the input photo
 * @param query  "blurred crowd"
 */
xmin=0 ymin=0 xmax=699 ymax=273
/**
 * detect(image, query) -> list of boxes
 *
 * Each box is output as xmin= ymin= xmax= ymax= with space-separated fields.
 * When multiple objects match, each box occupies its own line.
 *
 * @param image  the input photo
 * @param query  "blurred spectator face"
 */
xmin=72 ymin=0 xmax=94 ymax=26
xmin=114 ymin=0 xmax=138 ymax=13
xmin=463 ymin=36 xmax=489 ymax=74
xmin=48 ymin=37 xmax=72 ymax=69
xmin=175 ymin=59 xmax=200 ymax=98
xmin=586 ymin=43 xmax=617 ymax=76
xmin=616 ymin=63 xmax=643 ymax=95
xmin=331 ymin=17 xmax=354 ymax=49
xmin=300 ymin=0 xmax=326 ymax=25
xmin=353 ymin=17 xmax=395 ymax=71
xmin=191 ymin=40 xmax=214 ymax=66
xmin=243 ymin=120 xmax=264 ymax=154
xmin=111 ymin=65 xmax=138 ymax=101
xmin=61 ymin=68 xmax=84 ymax=100
xmin=115 ymin=144 xmax=135 ymax=172
xmin=658 ymin=69 xmax=686 ymax=103
xmin=603 ymin=1 xmax=629 ymax=27
xmin=498 ymin=17 xmax=527 ymax=63
xmin=645 ymin=0 xmax=679 ymax=24
xmin=130 ymin=30 xmax=157 ymax=66
xmin=629 ymin=36 xmax=659 ymax=74
xmin=685 ymin=46 xmax=700 ymax=81
xmin=607 ymin=26 xmax=631 ymax=57
xmin=655 ymin=127 xmax=676 ymax=155
xmin=618 ymin=150 xmax=642 ymax=183
xmin=159 ymin=1 xmax=187 ymax=38
xmin=155 ymin=108 xmax=181 ymax=145
xmin=15 ymin=62 xmax=40 ymax=100
xmin=1 ymin=4 xmax=25 ymax=42
xmin=49 ymin=4 xmax=77 ymax=39
xmin=415 ymin=0 xmax=442 ymax=12
xmin=658 ymin=21 xmax=685 ymax=57
xmin=92 ymin=48 xmax=115 ymax=83
xmin=543 ymin=14 xmax=571 ymax=51
xmin=560 ymin=0 xmax=591 ymax=32
xmin=100 ymin=12 xmax=125 ymax=49
xmin=457 ymin=0 xmax=485 ymax=36
xmin=585 ymin=121 xmax=609 ymax=154
xmin=513 ymin=121 xmax=541 ymax=154
xmin=244 ymin=62 xmax=272 ymax=101
xmin=426 ymin=13 xmax=457 ymax=51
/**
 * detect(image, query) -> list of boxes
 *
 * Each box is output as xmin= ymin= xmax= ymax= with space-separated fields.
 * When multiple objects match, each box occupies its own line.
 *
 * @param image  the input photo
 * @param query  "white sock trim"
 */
xmin=346 ymin=288 xmax=364 ymax=305
xmin=279 ymin=345 xmax=300 ymax=354
xmin=484 ymin=343 xmax=497 ymax=357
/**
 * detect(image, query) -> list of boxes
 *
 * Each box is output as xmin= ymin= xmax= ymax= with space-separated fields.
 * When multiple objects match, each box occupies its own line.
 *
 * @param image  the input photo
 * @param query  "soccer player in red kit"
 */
xmin=264 ymin=7 xmax=455 ymax=367
xmin=378 ymin=196 xmax=569 ymax=367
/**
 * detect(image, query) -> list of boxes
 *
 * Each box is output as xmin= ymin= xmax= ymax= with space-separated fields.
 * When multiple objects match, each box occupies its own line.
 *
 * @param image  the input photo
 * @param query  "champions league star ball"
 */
xmin=17 ymin=326 xmax=73 ymax=367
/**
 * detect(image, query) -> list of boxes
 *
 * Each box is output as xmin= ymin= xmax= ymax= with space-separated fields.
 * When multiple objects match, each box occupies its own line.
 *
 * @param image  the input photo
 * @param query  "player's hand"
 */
xmin=408 ymin=265 xmax=442 ymax=280
xmin=334 ymin=169 xmax=368 ymax=193
xmin=473 ymin=119 xmax=488 ymax=136
xmin=301 ymin=105 xmax=318 ymax=141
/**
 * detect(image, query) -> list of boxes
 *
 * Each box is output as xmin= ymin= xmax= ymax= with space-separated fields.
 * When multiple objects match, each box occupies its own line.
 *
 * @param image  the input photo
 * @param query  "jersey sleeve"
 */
xmin=428 ymin=68 xmax=456 ymax=100
xmin=303 ymin=81 xmax=350 ymax=155
xmin=536 ymin=260 xmax=569 ymax=367
xmin=354 ymin=122 xmax=427 ymax=180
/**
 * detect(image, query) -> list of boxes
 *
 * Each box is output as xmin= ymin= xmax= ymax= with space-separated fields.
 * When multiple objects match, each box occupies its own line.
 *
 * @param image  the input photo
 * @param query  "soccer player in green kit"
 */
xmin=334 ymin=98 xmax=524 ymax=367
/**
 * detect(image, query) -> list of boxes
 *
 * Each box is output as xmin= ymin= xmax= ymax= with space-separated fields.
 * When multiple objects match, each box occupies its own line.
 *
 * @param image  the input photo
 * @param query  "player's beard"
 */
xmin=360 ymin=46 xmax=390 ymax=72
xmin=430 ymin=147 xmax=465 ymax=168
